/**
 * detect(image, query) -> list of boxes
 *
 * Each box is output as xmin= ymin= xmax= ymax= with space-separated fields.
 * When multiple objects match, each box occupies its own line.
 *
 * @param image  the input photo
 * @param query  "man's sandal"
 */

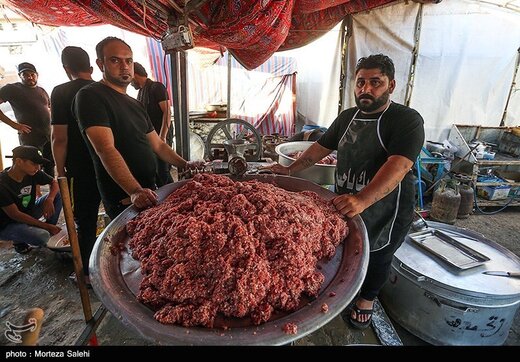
xmin=14 ymin=243 xmax=32 ymax=254
xmin=349 ymin=305 xmax=374 ymax=330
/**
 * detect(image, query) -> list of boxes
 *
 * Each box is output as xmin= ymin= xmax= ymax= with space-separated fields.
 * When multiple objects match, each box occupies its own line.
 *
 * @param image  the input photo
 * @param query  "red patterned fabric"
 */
xmin=3 ymin=0 xmax=99 ymax=26
xmin=281 ymin=0 xmax=396 ymax=51
xmin=4 ymin=0 xmax=401 ymax=69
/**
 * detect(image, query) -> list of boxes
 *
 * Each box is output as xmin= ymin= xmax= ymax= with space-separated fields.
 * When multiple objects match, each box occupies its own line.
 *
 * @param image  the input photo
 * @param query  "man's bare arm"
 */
xmin=85 ymin=126 xmax=157 ymax=208
xmin=271 ymin=142 xmax=332 ymax=175
xmin=158 ymin=100 xmax=171 ymax=141
xmin=147 ymin=130 xmax=187 ymax=168
xmin=1 ymin=204 xmax=60 ymax=234
xmin=0 ymin=101 xmax=31 ymax=134
xmin=51 ymin=125 xmax=68 ymax=177
xmin=333 ymin=155 xmax=413 ymax=217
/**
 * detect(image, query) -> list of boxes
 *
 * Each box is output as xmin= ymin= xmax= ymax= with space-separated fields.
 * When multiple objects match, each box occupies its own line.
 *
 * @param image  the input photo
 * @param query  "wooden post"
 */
xmin=57 ymin=177 xmax=92 ymax=321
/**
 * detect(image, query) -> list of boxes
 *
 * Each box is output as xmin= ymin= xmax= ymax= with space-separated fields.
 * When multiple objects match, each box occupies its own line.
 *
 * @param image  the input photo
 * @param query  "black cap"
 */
xmin=17 ymin=62 xmax=37 ymax=74
xmin=61 ymin=46 xmax=90 ymax=72
xmin=6 ymin=145 xmax=49 ymax=164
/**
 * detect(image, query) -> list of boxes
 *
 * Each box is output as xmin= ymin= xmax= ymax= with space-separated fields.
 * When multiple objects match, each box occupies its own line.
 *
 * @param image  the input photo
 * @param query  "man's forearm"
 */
xmin=288 ymin=142 xmax=332 ymax=174
xmin=51 ymin=138 xmax=67 ymax=177
xmin=355 ymin=155 xmax=412 ymax=208
xmin=97 ymin=147 xmax=143 ymax=195
xmin=9 ymin=209 xmax=52 ymax=229
xmin=155 ymin=142 xmax=187 ymax=168
xmin=0 ymin=110 xmax=17 ymax=129
xmin=159 ymin=107 xmax=172 ymax=140
xmin=47 ymin=179 xmax=59 ymax=200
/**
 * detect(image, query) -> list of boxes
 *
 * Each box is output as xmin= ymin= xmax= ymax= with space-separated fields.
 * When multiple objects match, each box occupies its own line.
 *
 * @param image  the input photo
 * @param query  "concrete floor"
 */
xmin=1 ymin=207 xmax=519 ymax=346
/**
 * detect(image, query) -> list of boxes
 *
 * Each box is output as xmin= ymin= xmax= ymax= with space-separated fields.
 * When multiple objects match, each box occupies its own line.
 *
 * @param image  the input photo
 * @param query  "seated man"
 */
xmin=0 ymin=146 xmax=62 ymax=253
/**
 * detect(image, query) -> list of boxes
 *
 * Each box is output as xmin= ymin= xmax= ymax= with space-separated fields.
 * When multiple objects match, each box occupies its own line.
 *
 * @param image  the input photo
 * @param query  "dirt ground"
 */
xmin=0 ymin=207 xmax=519 ymax=346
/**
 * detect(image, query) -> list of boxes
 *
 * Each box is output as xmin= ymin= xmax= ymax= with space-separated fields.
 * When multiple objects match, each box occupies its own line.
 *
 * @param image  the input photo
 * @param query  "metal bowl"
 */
xmin=275 ymin=141 xmax=336 ymax=185
xmin=89 ymin=175 xmax=368 ymax=345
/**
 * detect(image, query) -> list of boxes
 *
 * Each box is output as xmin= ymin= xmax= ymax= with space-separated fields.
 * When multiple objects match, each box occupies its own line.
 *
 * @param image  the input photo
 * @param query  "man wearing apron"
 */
xmin=271 ymin=54 xmax=424 ymax=329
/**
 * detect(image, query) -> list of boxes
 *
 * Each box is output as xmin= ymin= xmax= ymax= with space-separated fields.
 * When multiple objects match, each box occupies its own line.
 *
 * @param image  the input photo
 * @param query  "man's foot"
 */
xmin=349 ymin=298 xmax=374 ymax=329
xmin=14 ymin=243 xmax=32 ymax=254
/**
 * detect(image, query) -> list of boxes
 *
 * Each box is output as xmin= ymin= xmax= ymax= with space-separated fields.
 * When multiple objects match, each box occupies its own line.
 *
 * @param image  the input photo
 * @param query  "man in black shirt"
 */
xmin=131 ymin=62 xmax=173 ymax=187
xmin=74 ymin=37 xmax=199 ymax=219
xmin=271 ymin=54 xmax=425 ymax=329
xmin=0 ymin=146 xmax=62 ymax=254
xmin=0 ymin=62 xmax=55 ymax=177
xmin=51 ymin=46 xmax=100 ymax=285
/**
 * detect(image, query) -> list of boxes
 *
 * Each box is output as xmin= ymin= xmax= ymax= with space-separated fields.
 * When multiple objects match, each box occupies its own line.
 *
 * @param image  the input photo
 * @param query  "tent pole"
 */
xmin=338 ymin=15 xmax=352 ymax=115
xmin=501 ymin=47 xmax=520 ymax=126
xmin=227 ymin=52 xmax=231 ymax=119
xmin=171 ymin=50 xmax=190 ymax=160
xmin=405 ymin=3 xmax=424 ymax=107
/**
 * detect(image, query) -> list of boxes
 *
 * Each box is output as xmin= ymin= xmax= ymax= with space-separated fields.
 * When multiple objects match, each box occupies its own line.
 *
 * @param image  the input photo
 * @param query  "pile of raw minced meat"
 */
xmin=126 ymin=173 xmax=348 ymax=328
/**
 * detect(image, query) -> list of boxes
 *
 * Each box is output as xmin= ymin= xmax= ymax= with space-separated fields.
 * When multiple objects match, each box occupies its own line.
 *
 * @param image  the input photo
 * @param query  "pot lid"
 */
xmin=394 ymin=222 xmax=520 ymax=298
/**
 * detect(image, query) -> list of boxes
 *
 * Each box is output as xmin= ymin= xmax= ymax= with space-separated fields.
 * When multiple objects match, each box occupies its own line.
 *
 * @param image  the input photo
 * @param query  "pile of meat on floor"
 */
xmin=126 ymin=173 xmax=348 ymax=328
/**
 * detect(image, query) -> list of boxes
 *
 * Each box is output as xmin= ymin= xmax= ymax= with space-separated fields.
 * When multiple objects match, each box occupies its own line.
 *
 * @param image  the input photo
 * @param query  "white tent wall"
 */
xmin=283 ymin=23 xmax=343 ymax=129
xmin=343 ymin=0 xmax=520 ymax=142
xmin=504 ymin=52 xmax=520 ymax=127
xmin=0 ymin=24 xmax=150 ymax=168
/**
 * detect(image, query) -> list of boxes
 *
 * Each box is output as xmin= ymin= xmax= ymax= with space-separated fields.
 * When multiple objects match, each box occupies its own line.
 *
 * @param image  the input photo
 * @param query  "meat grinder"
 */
xmin=223 ymin=139 xmax=256 ymax=176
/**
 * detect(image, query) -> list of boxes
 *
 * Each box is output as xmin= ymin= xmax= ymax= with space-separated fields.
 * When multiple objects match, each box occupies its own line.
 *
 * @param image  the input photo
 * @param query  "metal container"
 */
xmin=90 ymin=175 xmax=369 ymax=345
xmin=430 ymin=180 xmax=461 ymax=224
xmin=457 ymin=184 xmax=474 ymax=219
xmin=380 ymin=222 xmax=520 ymax=345
xmin=275 ymin=141 xmax=336 ymax=185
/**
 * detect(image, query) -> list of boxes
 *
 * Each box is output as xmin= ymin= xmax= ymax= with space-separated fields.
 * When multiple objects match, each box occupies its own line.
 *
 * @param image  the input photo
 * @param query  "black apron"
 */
xmin=335 ymin=104 xmax=415 ymax=251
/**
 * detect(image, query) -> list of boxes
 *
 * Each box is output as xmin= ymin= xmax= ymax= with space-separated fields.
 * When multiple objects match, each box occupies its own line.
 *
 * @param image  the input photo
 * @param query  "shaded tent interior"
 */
xmin=2 ymin=0 xmax=440 ymax=159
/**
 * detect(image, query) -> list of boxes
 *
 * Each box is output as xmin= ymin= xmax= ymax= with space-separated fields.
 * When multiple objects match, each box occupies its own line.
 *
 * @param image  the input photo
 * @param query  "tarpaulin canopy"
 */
xmin=3 ymin=0 xmax=401 ymax=69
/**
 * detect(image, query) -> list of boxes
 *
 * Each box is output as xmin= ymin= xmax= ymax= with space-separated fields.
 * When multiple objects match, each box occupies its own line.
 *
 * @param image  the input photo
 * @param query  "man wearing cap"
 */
xmin=131 ymin=62 xmax=173 ymax=186
xmin=51 ymin=46 xmax=99 ymax=284
xmin=0 ymin=62 xmax=55 ymax=177
xmin=0 ymin=146 xmax=62 ymax=254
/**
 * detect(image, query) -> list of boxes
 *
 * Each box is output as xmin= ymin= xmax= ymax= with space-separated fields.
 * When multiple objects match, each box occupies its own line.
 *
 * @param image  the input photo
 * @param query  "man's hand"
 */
xmin=45 ymin=224 xmax=61 ymax=236
xmin=186 ymin=160 xmax=206 ymax=170
xmin=130 ymin=187 xmax=158 ymax=209
xmin=269 ymin=163 xmax=291 ymax=175
xmin=42 ymin=198 xmax=55 ymax=220
xmin=15 ymin=123 xmax=32 ymax=134
xmin=332 ymin=194 xmax=368 ymax=218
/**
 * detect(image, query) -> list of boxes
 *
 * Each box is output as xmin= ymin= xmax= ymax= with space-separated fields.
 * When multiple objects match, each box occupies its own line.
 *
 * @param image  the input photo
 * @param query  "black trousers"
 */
xmin=69 ymin=174 xmax=101 ymax=276
xmin=359 ymin=223 xmax=412 ymax=301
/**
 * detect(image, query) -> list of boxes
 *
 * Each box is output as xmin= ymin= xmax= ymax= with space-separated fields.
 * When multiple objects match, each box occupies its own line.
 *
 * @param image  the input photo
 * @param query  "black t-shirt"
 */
xmin=0 ymin=83 xmax=51 ymax=147
xmin=137 ymin=79 xmax=172 ymax=143
xmin=73 ymin=82 xmax=157 ymax=205
xmin=318 ymin=102 xmax=424 ymax=176
xmin=50 ymin=79 xmax=95 ymax=177
xmin=318 ymin=102 xmax=425 ymax=250
xmin=0 ymin=168 xmax=53 ymax=229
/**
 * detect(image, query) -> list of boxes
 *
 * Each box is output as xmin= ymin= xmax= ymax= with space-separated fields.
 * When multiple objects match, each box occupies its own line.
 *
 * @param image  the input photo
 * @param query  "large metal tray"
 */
xmin=408 ymin=228 xmax=490 ymax=270
xmin=89 ymin=174 xmax=369 ymax=345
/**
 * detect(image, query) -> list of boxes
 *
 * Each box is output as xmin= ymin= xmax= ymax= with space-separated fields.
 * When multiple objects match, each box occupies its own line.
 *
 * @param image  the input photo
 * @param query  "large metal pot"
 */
xmin=380 ymin=221 xmax=520 ymax=345
xmin=90 ymin=175 xmax=369 ymax=345
xmin=275 ymin=141 xmax=336 ymax=185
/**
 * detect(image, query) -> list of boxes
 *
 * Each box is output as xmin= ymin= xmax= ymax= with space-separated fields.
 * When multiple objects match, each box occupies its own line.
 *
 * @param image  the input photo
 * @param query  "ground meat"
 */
xmin=321 ymin=303 xmax=329 ymax=313
xmin=126 ymin=173 xmax=348 ymax=328
xmin=282 ymin=322 xmax=298 ymax=335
